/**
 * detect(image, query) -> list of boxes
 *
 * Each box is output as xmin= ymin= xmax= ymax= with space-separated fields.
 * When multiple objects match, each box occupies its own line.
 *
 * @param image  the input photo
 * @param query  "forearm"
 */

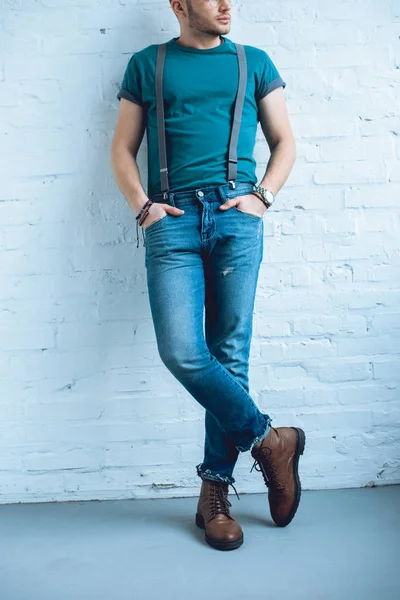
xmin=111 ymin=147 xmax=149 ymax=217
xmin=258 ymin=139 xmax=297 ymax=197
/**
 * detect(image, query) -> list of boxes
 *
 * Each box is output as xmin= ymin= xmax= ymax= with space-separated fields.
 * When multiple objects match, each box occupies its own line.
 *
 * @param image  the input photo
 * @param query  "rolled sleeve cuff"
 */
xmin=117 ymin=89 xmax=142 ymax=106
xmin=258 ymin=76 xmax=286 ymax=99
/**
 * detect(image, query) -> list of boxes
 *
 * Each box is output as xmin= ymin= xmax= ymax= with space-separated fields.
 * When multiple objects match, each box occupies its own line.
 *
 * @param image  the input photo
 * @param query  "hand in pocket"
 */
xmin=141 ymin=202 xmax=185 ymax=231
xmin=219 ymin=193 xmax=267 ymax=218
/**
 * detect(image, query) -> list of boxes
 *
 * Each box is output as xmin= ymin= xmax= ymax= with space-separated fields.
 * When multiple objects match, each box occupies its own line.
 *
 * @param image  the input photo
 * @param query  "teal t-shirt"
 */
xmin=117 ymin=36 xmax=286 ymax=198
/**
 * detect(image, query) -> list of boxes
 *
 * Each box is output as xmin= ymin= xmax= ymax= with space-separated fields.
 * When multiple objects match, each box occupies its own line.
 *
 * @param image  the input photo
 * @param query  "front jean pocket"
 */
xmin=233 ymin=206 xmax=263 ymax=220
xmin=143 ymin=212 xmax=169 ymax=233
xmin=225 ymin=188 xmax=264 ymax=221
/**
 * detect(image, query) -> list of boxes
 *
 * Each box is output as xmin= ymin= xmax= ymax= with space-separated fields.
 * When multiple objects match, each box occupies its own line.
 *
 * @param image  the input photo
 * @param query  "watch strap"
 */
xmin=252 ymin=185 xmax=274 ymax=208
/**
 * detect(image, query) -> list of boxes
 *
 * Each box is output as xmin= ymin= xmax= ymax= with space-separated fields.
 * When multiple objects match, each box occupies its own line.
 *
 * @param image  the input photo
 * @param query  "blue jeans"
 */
xmin=144 ymin=181 xmax=272 ymax=486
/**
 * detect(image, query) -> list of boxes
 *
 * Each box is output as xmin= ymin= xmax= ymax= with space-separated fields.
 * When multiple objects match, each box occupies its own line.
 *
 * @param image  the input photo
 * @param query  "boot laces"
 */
xmin=209 ymin=481 xmax=240 ymax=520
xmin=250 ymin=445 xmax=284 ymax=490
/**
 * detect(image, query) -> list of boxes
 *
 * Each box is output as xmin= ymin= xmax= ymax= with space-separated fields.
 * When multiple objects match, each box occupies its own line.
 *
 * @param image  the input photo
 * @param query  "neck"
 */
xmin=176 ymin=31 xmax=222 ymax=50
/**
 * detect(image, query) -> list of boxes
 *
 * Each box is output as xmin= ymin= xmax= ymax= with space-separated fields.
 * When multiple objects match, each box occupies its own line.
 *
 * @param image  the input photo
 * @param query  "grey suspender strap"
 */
xmin=227 ymin=43 xmax=247 ymax=189
xmin=155 ymin=42 xmax=169 ymax=200
xmin=155 ymin=41 xmax=247 ymax=199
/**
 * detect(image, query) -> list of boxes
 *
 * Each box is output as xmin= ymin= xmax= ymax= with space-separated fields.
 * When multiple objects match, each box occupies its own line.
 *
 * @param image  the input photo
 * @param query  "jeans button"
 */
xmin=197 ymin=191 xmax=204 ymax=197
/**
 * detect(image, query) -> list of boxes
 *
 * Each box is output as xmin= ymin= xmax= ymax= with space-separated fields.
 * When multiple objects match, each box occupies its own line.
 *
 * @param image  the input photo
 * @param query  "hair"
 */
xmin=170 ymin=0 xmax=190 ymax=7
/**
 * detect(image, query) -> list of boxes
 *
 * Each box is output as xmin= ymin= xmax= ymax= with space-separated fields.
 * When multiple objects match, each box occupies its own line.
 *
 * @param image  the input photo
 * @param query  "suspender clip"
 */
xmin=229 ymin=180 xmax=236 ymax=190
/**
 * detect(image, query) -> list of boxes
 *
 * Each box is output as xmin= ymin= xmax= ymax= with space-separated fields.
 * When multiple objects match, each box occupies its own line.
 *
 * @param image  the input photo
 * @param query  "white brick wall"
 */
xmin=1 ymin=1 xmax=399 ymax=504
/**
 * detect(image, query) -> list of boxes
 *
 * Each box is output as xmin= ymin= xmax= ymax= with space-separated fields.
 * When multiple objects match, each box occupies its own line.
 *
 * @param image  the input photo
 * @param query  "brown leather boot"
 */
xmin=195 ymin=479 xmax=244 ymax=550
xmin=250 ymin=426 xmax=306 ymax=527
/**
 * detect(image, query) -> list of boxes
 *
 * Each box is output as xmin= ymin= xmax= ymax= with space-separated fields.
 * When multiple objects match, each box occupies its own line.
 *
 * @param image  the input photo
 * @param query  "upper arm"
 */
xmin=257 ymin=86 xmax=294 ymax=150
xmin=254 ymin=49 xmax=293 ymax=148
xmin=112 ymin=98 xmax=146 ymax=157
xmin=112 ymin=53 xmax=146 ymax=156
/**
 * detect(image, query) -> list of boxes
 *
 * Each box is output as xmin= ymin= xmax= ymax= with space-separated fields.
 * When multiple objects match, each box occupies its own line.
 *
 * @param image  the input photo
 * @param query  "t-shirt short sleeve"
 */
xmin=117 ymin=54 xmax=143 ymax=106
xmin=256 ymin=50 xmax=286 ymax=101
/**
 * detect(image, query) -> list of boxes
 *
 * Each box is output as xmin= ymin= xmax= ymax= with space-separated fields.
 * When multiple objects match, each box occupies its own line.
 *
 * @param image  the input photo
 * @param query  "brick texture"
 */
xmin=1 ymin=0 xmax=399 ymax=503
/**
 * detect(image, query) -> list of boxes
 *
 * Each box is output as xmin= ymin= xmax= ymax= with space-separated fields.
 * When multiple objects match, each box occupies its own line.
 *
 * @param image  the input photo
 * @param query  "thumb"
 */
xmin=165 ymin=205 xmax=185 ymax=215
xmin=219 ymin=199 xmax=237 ymax=210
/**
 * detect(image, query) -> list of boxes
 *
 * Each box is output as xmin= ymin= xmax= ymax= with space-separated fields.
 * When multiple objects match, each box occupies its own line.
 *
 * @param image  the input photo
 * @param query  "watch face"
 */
xmin=254 ymin=186 xmax=274 ymax=205
xmin=265 ymin=190 xmax=275 ymax=204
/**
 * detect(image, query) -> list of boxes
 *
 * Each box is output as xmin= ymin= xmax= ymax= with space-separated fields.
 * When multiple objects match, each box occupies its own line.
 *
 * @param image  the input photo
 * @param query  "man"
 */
xmin=111 ymin=0 xmax=305 ymax=551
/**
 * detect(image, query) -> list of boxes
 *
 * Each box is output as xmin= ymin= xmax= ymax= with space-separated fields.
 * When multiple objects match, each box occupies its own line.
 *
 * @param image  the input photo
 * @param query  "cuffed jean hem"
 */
xmin=196 ymin=463 xmax=236 ymax=485
xmin=235 ymin=413 xmax=273 ymax=453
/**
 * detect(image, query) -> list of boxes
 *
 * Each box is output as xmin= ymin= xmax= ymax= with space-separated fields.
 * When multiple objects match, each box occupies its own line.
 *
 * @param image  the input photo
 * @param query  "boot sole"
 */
xmin=195 ymin=513 xmax=244 ymax=550
xmin=273 ymin=427 xmax=306 ymax=527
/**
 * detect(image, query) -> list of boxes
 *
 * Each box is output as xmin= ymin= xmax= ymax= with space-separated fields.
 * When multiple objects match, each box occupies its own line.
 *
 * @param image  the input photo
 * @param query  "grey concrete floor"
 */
xmin=0 ymin=485 xmax=399 ymax=600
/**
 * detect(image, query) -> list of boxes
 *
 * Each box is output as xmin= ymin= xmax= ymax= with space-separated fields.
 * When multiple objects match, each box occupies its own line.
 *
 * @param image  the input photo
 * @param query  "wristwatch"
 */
xmin=252 ymin=185 xmax=276 ymax=209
